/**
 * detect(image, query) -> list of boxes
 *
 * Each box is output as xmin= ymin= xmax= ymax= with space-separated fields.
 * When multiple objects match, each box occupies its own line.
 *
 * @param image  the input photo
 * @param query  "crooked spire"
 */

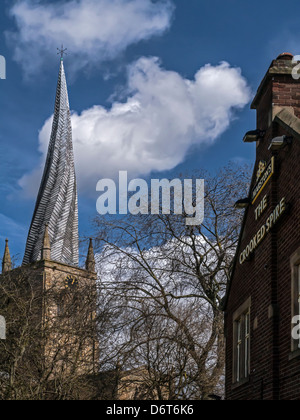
xmin=23 ymin=59 xmax=79 ymax=267
xmin=2 ymin=239 xmax=12 ymax=273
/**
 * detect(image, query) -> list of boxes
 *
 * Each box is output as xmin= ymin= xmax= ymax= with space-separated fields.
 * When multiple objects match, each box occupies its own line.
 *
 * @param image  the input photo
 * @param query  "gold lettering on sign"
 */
xmin=254 ymin=195 xmax=268 ymax=221
xmin=251 ymin=157 xmax=275 ymax=204
xmin=239 ymin=197 xmax=286 ymax=265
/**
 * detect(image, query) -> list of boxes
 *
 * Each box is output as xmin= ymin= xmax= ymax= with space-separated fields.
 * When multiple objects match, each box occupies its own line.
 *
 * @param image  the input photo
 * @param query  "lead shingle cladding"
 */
xmin=23 ymin=60 xmax=79 ymax=267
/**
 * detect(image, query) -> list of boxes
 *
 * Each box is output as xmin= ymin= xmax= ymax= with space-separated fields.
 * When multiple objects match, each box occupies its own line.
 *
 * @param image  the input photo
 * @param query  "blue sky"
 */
xmin=1 ymin=0 xmax=300 ymax=264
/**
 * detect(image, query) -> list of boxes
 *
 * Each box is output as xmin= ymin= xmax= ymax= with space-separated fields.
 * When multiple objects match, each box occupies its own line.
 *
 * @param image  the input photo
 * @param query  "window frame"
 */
xmin=232 ymin=298 xmax=251 ymax=385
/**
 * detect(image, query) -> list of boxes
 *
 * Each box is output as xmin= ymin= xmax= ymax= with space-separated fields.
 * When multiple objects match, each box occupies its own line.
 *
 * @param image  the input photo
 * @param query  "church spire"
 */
xmin=2 ymin=239 xmax=12 ymax=273
xmin=85 ymin=238 xmax=96 ymax=273
xmin=23 ymin=58 xmax=79 ymax=267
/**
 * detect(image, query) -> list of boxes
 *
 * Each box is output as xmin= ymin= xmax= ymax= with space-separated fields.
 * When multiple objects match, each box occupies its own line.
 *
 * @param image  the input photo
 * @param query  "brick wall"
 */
xmin=225 ymin=54 xmax=300 ymax=400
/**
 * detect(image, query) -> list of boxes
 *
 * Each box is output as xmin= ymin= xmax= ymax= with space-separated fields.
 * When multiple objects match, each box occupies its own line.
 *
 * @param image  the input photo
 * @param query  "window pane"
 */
xmin=236 ymin=320 xmax=241 ymax=382
xmin=245 ymin=313 xmax=249 ymax=336
xmin=245 ymin=312 xmax=250 ymax=378
xmin=234 ymin=306 xmax=251 ymax=383
xmin=237 ymin=320 xmax=241 ymax=342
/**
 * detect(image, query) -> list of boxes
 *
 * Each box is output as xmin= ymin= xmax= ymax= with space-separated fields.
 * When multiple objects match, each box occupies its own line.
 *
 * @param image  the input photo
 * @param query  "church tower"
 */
xmin=0 ymin=54 xmax=99 ymax=392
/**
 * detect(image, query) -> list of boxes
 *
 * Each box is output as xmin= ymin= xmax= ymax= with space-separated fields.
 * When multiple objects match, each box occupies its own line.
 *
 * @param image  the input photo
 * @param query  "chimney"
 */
xmin=251 ymin=53 xmax=300 ymax=130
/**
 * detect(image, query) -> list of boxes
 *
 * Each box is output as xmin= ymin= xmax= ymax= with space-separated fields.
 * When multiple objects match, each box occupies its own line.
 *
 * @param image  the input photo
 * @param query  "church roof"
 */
xmin=23 ymin=59 xmax=79 ymax=267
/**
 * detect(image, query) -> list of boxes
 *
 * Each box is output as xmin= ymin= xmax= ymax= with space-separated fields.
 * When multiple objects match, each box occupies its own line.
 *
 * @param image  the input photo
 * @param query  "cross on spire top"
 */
xmin=57 ymin=44 xmax=67 ymax=60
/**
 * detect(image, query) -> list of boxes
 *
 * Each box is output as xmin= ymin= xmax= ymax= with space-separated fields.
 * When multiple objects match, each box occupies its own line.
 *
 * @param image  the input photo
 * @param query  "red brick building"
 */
xmin=224 ymin=53 xmax=300 ymax=400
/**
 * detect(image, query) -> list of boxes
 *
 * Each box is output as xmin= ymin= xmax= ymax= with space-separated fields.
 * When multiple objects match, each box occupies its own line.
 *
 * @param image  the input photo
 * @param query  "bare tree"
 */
xmin=0 ymin=266 xmax=100 ymax=400
xmin=0 ymin=163 xmax=251 ymax=400
xmin=94 ymin=163 xmax=251 ymax=400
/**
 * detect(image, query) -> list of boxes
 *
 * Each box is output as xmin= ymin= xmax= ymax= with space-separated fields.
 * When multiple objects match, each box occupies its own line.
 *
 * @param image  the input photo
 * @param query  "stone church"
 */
xmin=0 ymin=56 xmax=99 ymax=392
xmin=0 ymin=56 xmax=170 ymax=401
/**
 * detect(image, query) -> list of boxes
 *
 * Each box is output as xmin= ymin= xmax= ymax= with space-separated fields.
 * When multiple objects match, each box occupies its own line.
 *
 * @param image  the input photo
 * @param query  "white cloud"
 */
xmin=19 ymin=57 xmax=251 ymax=198
xmin=6 ymin=0 xmax=174 ymax=76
